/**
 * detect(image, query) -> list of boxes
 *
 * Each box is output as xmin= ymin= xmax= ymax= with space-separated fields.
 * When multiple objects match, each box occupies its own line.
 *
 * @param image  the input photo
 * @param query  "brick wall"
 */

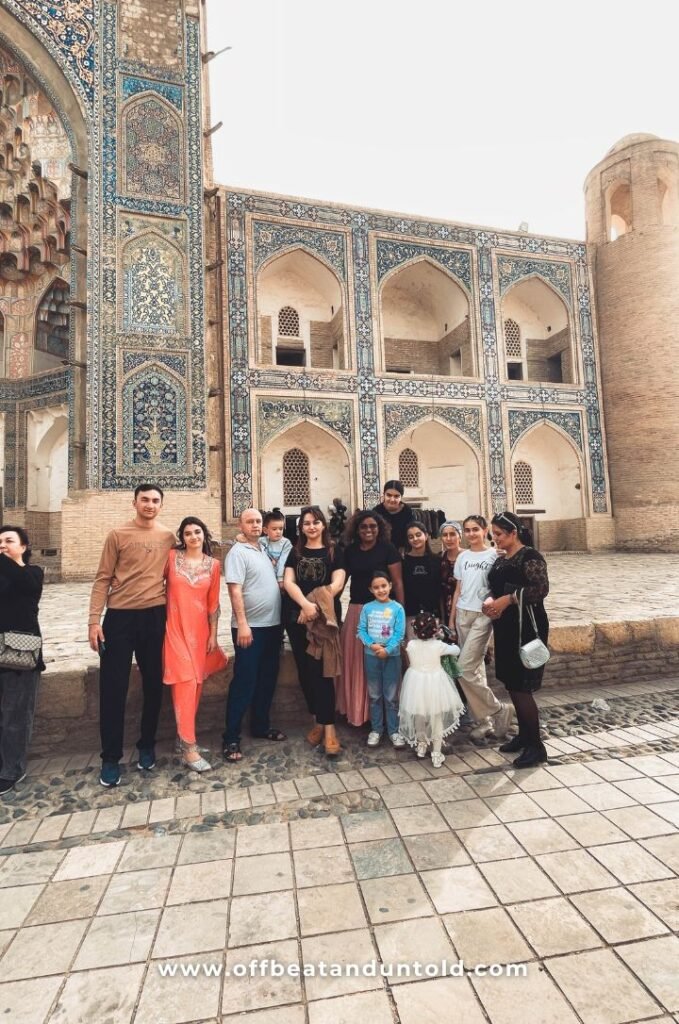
xmin=259 ymin=315 xmax=272 ymax=362
xmin=119 ymin=0 xmax=183 ymax=66
xmin=438 ymin=319 xmax=472 ymax=376
xmin=538 ymin=517 xmax=616 ymax=552
xmin=309 ymin=320 xmax=334 ymax=368
xmin=60 ymin=491 xmax=222 ymax=580
xmin=526 ymin=327 xmax=573 ymax=383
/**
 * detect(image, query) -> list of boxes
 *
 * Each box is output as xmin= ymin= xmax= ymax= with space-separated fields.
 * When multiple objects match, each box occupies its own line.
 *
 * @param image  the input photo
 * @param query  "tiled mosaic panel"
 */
xmin=226 ymin=192 xmax=609 ymax=517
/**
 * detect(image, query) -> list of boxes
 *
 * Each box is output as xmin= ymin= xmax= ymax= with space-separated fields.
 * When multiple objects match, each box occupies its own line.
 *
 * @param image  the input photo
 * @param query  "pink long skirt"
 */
xmin=337 ymin=603 xmax=370 ymax=727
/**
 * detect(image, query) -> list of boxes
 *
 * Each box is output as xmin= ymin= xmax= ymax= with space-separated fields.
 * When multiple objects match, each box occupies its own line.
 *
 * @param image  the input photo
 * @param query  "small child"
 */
xmin=259 ymin=509 xmax=292 ymax=589
xmin=399 ymin=611 xmax=464 ymax=768
xmin=357 ymin=570 xmax=406 ymax=749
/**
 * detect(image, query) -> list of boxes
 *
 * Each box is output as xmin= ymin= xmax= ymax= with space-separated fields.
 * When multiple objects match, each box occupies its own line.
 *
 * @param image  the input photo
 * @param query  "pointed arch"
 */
xmin=121 ymin=229 xmax=186 ymax=336
xmin=120 ymin=92 xmax=184 ymax=201
xmin=501 ymin=275 xmax=574 ymax=384
xmin=259 ymin=417 xmax=354 ymax=512
xmin=256 ymin=246 xmax=345 ymax=369
xmin=512 ymin=420 xmax=585 ymax=520
xmin=120 ymin=361 xmax=188 ymax=470
xmin=379 ymin=257 xmax=473 ymax=377
xmin=386 ymin=416 xmax=484 ymax=519
xmin=398 ymin=447 xmax=419 ymax=488
xmin=282 ymin=447 xmax=310 ymax=506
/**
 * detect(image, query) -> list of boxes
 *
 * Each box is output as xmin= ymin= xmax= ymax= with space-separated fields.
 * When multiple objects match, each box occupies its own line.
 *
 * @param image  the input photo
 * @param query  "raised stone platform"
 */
xmin=33 ymin=554 xmax=679 ymax=753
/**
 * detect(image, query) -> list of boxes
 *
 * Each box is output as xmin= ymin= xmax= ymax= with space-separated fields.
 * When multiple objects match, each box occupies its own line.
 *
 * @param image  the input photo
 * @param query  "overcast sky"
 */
xmin=205 ymin=0 xmax=678 ymax=240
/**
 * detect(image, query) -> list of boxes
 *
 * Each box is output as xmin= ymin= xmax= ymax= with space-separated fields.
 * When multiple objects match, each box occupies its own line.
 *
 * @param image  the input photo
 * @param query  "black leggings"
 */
xmin=286 ymin=620 xmax=336 ymax=725
xmin=507 ymin=690 xmax=542 ymax=747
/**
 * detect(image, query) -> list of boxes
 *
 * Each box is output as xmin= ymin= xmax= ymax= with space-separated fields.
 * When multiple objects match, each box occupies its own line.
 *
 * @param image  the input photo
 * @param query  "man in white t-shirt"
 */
xmin=452 ymin=518 xmax=513 ymax=741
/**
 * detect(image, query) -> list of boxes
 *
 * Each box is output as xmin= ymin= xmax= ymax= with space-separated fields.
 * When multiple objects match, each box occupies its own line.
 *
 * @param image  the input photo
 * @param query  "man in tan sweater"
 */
xmin=88 ymin=485 xmax=175 ymax=787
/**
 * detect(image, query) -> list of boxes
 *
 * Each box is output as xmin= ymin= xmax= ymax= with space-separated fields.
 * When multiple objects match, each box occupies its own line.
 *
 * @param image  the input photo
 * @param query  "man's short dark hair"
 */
xmin=134 ymin=483 xmax=164 ymax=500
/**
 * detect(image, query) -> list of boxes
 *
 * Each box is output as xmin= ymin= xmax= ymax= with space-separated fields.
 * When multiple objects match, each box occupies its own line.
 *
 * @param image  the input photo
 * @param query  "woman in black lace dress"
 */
xmin=483 ymin=511 xmax=549 ymax=768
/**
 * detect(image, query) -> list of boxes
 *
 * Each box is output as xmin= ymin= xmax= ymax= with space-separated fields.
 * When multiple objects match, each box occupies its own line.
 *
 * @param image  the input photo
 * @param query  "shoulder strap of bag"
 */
xmin=518 ymin=589 xmax=539 ymax=645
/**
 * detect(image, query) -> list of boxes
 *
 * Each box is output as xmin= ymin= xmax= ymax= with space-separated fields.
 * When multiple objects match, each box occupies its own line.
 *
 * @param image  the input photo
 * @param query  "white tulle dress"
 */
xmin=399 ymin=639 xmax=465 ymax=747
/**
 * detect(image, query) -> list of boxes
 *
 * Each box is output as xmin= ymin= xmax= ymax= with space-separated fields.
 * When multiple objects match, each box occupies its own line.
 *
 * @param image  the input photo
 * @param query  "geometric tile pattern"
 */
xmin=253 ymin=221 xmax=347 ymax=278
xmin=2 ymin=0 xmax=95 ymax=106
xmin=383 ymin=402 xmax=483 ymax=450
xmin=225 ymin=192 xmax=610 ymax=517
xmin=257 ymin=398 xmax=354 ymax=450
xmin=376 ymin=238 xmax=472 ymax=291
xmin=497 ymin=255 xmax=574 ymax=305
xmin=508 ymin=409 xmax=583 ymax=451
xmin=121 ymin=96 xmax=184 ymax=202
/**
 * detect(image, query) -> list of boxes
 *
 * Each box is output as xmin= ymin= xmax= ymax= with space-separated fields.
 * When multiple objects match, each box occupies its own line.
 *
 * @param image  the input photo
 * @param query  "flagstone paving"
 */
xmin=1 ymin=676 xmax=679 ymax=1023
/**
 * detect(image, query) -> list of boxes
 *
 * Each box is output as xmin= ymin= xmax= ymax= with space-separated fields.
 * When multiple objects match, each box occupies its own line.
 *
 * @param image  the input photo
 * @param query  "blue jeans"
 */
xmin=364 ymin=653 xmax=401 ymax=736
xmin=224 ymin=626 xmax=281 ymax=745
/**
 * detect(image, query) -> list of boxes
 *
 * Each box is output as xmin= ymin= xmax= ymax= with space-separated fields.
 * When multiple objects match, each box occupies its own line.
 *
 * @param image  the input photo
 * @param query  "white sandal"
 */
xmin=416 ymin=742 xmax=428 ymax=759
xmin=431 ymin=751 xmax=446 ymax=769
xmin=180 ymin=739 xmax=212 ymax=773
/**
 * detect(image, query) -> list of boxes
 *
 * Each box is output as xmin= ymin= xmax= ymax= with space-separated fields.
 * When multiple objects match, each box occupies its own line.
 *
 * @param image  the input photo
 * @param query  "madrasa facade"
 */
xmin=1 ymin=0 xmax=678 ymax=579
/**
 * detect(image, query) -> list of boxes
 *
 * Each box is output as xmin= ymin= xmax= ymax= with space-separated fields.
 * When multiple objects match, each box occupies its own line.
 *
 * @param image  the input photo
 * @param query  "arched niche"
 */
xmin=608 ymin=182 xmax=632 ymax=239
xmin=658 ymin=171 xmax=679 ymax=226
xmin=120 ymin=94 xmax=184 ymax=202
xmin=386 ymin=418 xmax=482 ymax=519
xmin=501 ymin=276 xmax=574 ymax=384
xmin=34 ymin=275 xmax=69 ymax=371
xmin=121 ymin=363 xmax=188 ymax=469
xmin=512 ymin=421 xmax=584 ymax=521
xmin=380 ymin=258 xmax=472 ymax=377
xmin=121 ymin=231 xmax=186 ymax=336
xmin=256 ymin=248 xmax=345 ymax=369
xmin=26 ymin=405 xmax=68 ymax=512
xmin=260 ymin=419 xmax=352 ymax=513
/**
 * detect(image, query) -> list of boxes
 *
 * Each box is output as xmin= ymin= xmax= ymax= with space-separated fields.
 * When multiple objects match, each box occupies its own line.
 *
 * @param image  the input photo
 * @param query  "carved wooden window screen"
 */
xmin=278 ymin=306 xmax=300 ymax=337
xmin=514 ymin=460 xmax=534 ymax=505
xmin=283 ymin=447 xmax=311 ymax=506
xmin=504 ymin=318 xmax=522 ymax=358
xmin=399 ymin=448 xmax=419 ymax=488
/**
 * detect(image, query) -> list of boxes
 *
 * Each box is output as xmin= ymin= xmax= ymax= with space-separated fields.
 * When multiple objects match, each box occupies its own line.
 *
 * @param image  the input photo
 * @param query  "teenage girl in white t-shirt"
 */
xmin=450 ymin=515 xmax=513 ymax=741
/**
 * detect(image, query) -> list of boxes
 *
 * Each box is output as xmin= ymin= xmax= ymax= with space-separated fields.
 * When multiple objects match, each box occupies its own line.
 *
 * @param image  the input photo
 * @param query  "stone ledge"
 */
xmin=31 ymin=616 xmax=679 ymax=753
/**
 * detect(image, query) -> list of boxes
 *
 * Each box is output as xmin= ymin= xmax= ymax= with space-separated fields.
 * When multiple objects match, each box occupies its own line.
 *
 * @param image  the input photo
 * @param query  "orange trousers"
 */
xmin=170 ymin=682 xmax=203 ymax=745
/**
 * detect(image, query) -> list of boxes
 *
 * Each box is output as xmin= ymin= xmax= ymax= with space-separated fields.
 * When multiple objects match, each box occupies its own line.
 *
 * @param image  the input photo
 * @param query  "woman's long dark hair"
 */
xmin=491 ymin=511 xmax=533 ymax=546
xmin=343 ymin=509 xmax=390 ymax=547
xmin=176 ymin=516 xmax=214 ymax=555
xmin=295 ymin=506 xmax=335 ymax=556
xmin=0 ymin=524 xmax=32 ymax=563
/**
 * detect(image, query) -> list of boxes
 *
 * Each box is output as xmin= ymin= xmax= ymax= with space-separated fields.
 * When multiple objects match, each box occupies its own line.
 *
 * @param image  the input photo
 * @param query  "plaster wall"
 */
xmin=260 ymin=422 xmax=351 ymax=515
xmin=512 ymin=425 xmax=583 ymax=520
xmin=387 ymin=420 xmax=481 ymax=519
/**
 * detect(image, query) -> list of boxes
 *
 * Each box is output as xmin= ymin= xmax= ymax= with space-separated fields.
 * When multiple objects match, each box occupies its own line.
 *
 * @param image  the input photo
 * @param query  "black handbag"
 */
xmin=0 ymin=631 xmax=42 ymax=671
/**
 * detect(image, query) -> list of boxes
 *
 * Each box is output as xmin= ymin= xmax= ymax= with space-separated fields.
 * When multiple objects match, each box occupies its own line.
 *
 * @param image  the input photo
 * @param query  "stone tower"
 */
xmin=584 ymin=134 xmax=679 ymax=550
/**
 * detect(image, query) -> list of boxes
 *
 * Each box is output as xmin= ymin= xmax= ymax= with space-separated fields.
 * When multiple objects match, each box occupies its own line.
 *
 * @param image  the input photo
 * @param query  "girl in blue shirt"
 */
xmin=357 ymin=571 xmax=406 ymax=748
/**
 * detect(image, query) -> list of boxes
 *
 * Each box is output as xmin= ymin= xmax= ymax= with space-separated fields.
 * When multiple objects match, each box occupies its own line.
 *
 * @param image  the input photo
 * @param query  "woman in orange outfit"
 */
xmin=163 ymin=516 xmax=227 ymax=772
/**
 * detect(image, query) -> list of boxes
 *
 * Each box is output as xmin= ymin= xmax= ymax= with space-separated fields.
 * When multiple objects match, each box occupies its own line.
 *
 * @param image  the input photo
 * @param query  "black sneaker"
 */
xmin=0 ymin=773 xmax=25 ymax=795
xmin=100 ymin=761 xmax=121 ymax=787
xmin=137 ymin=747 xmax=156 ymax=771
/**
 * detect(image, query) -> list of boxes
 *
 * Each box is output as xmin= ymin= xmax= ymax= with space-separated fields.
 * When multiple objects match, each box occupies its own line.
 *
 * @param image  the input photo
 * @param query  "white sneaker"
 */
xmin=431 ymin=751 xmax=446 ymax=769
xmin=416 ymin=741 xmax=428 ymax=758
xmin=469 ymin=718 xmax=493 ymax=741
xmin=367 ymin=731 xmax=382 ymax=747
xmin=489 ymin=704 xmax=515 ymax=739
xmin=390 ymin=733 xmax=406 ymax=748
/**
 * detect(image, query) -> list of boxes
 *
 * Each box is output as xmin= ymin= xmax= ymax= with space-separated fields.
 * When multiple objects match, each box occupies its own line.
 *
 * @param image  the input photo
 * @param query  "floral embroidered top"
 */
xmin=163 ymin=549 xmax=226 ymax=686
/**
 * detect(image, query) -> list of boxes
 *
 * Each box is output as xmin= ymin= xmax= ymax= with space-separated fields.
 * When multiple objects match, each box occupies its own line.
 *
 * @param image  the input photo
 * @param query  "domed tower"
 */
xmin=584 ymin=134 xmax=679 ymax=550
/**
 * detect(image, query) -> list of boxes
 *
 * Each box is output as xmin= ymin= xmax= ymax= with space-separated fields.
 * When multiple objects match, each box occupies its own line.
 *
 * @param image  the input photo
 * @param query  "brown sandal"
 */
xmin=306 ymin=724 xmax=324 ymax=746
xmin=324 ymin=734 xmax=341 ymax=757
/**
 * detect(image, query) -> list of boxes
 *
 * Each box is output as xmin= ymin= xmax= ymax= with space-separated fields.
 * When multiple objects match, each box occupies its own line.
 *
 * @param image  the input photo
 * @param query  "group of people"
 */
xmin=0 ymin=478 xmax=550 ymax=796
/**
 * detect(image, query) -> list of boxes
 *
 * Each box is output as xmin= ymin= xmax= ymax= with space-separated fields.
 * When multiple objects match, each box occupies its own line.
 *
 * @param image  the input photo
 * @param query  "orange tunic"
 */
xmin=163 ymin=550 xmax=227 ymax=686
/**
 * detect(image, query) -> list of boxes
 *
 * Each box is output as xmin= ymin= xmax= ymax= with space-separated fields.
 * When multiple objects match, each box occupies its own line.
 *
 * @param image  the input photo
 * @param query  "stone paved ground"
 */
xmin=1 ymin=676 xmax=679 ymax=1023
xmin=39 ymin=553 xmax=679 ymax=671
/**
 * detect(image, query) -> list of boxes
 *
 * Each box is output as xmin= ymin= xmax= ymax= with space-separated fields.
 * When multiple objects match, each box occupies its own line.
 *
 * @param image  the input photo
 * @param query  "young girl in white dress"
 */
xmin=398 ymin=611 xmax=464 ymax=768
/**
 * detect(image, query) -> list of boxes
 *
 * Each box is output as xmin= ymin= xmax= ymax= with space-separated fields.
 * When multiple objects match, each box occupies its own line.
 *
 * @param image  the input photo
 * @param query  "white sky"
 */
xmin=205 ymin=0 xmax=678 ymax=240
